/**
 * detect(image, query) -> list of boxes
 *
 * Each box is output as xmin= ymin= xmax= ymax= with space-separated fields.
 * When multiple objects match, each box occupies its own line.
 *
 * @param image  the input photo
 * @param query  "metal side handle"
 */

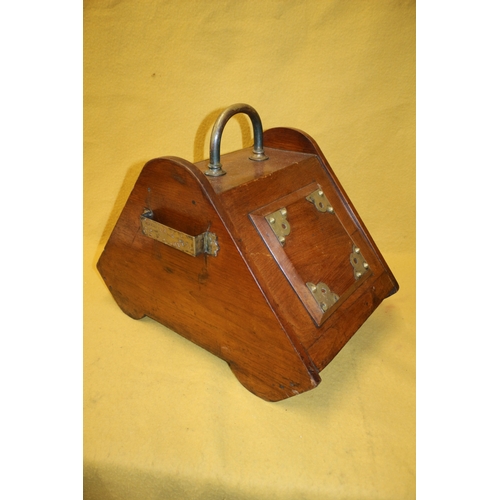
xmin=141 ymin=209 xmax=219 ymax=257
xmin=205 ymin=103 xmax=269 ymax=177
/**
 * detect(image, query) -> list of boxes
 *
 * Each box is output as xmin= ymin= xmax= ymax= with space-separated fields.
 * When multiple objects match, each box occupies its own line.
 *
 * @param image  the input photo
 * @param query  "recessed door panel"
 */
xmin=250 ymin=183 xmax=372 ymax=326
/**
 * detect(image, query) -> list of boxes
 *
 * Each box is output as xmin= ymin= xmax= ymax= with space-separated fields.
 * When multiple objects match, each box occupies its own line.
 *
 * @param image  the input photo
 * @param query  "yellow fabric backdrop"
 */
xmin=84 ymin=1 xmax=415 ymax=498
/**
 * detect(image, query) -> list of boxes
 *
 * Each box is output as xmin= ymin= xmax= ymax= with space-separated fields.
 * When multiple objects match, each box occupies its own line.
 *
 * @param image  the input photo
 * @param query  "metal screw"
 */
xmin=318 ymin=190 xmax=324 ymax=196
xmin=280 ymin=208 xmax=287 ymax=216
xmin=310 ymin=284 xmax=317 ymax=292
xmin=269 ymin=217 xmax=275 ymax=224
xmin=279 ymin=236 xmax=285 ymax=243
xmin=327 ymin=206 xmax=334 ymax=213
xmin=363 ymin=262 xmax=369 ymax=269
xmin=354 ymin=247 xmax=360 ymax=254
xmin=356 ymin=271 xmax=362 ymax=278
xmin=321 ymin=302 xmax=328 ymax=311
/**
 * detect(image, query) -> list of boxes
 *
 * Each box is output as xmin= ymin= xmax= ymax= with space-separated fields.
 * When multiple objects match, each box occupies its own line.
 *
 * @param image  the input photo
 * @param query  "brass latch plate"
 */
xmin=350 ymin=244 xmax=369 ymax=279
xmin=305 ymin=189 xmax=334 ymax=213
xmin=265 ymin=207 xmax=290 ymax=246
xmin=306 ymin=281 xmax=340 ymax=313
xmin=141 ymin=209 xmax=219 ymax=257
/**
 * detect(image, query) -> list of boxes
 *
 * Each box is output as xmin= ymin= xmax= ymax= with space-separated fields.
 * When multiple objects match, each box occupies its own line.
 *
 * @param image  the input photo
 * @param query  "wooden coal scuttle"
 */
xmin=97 ymin=103 xmax=399 ymax=401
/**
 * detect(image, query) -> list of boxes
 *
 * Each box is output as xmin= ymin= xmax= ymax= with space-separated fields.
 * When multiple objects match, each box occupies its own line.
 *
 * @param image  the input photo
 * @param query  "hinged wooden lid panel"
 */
xmin=250 ymin=182 xmax=372 ymax=326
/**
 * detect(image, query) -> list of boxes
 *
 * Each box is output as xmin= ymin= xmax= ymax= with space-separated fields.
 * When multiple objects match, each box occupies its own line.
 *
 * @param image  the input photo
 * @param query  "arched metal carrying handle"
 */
xmin=205 ymin=103 xmax=269 ymax=177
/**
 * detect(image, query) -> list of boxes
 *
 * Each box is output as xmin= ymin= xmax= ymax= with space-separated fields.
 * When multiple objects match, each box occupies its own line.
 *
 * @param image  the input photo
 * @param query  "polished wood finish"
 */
xmin=97 ymin=127 xmax=398 ymax=401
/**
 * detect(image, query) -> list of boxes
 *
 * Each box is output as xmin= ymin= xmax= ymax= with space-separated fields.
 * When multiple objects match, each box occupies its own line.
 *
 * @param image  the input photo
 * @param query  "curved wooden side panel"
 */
xmin=263 ymin=127 xmax=320 ymax=155
xmin=97 ymin=156 xmax=320 ymax=401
